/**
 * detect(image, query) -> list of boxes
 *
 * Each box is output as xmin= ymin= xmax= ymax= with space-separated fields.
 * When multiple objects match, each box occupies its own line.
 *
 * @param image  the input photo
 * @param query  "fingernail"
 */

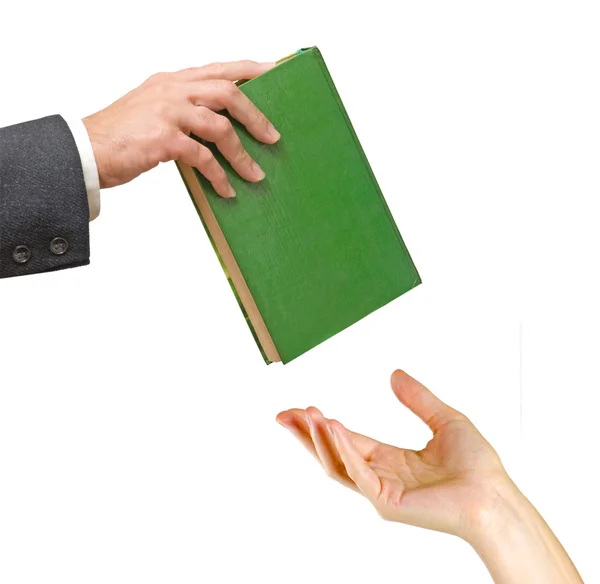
xmin=227 ymin=185 xmax=236 ymax=198
xmin=252 ymin=163 xmax=266 ymax=180
xmin=267 ymin=123 xmax=281 ymax=141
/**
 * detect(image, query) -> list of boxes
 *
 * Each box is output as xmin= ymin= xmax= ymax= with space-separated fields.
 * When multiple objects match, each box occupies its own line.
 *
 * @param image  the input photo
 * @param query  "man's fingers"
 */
xmin=329 ymin=420 xmax=381 ymax=501
xmin=189 ymin=80 xmax=280 ymax=145
xmin=185 ymin=107 xmax=265 ymax=183
xmin=227 ymin=90 xmax=280 ymax=143
xmin=173 ymin=133 xmax=235 ymax=199
xmin=390 ymin=370 xmax=466 ymax=433
xmin=305 ymin=407 xmax=357 ymax=491
xmin=177 ymin=60 xmax=276 ymax=83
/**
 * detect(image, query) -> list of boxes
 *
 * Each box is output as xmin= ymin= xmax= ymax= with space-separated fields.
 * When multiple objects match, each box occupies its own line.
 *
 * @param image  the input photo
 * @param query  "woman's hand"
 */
xmin=276 ymin=370 xmax=507 ymax=540
xmin=277 ymin=370 xmax=584 ymax=584
xmin=83 ymin=60 xmax=280 ymax=198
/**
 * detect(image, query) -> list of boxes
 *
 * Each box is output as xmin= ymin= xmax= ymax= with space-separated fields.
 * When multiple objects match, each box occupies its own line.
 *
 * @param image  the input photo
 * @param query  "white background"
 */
xmin=1 ymin=1 xmax=598 ymax=582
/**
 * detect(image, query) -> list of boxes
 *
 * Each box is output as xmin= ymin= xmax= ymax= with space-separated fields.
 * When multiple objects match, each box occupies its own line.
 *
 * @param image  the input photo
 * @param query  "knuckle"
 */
xmin=231 ymin=148 xmax=250 ymax=165
xmin=196 ymin=105 xmax=211 ymax=122
xmin=179 ymin=66 xmax=197 ymax=76
xmin=214 ymin=115 xmax=233 ymax=136
xmin=144 ymin=75 xmax=180 ymax=98
xmin=158 ymin=81 xmax=179 ymax=98
xmin=156 ymin=123 xmax=176 ymax=143
xmin=166 ymin=133 xmax=186 ymax=159
xmin=197 ymin=145 xmax=215 ymax=166
xmin=220 ymin=80 xmax=239 ymax=99
xmin=146 ymin=71 xmax=168 ymax=84
xmin=206 ymin=61 xmax=226 ymax=76
xmin=153 ymin=99 xmax=172 ymax=118
xmin=214 ymin=167 xmax=227 ymax=182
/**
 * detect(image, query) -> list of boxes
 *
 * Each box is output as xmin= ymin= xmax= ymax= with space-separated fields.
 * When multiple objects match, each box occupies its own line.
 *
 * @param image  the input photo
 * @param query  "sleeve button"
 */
xmin=50 ymin=237 xmax=69 ymax=255
xmin=12 ymin=245 xmax=31 ymax=264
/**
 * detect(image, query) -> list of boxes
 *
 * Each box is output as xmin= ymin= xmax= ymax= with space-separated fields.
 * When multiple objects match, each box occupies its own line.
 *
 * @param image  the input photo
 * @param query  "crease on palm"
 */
xmin=276 ymin=369 xmax=504 ymax=533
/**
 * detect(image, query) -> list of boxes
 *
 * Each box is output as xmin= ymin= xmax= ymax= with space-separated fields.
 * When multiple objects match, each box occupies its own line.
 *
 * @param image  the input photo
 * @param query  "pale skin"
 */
xmin=277 ymin=370 xmax=584 ymax=583
xmin=83 ymin=60 xmax=280 ymax=197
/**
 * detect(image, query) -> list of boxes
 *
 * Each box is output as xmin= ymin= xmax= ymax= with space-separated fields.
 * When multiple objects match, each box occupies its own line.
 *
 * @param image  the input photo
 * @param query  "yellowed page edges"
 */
xmin=177 ymin=162 xmax=282 ymax=363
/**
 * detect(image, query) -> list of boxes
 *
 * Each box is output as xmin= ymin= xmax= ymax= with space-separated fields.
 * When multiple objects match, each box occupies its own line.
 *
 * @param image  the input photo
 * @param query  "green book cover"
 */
xmin=178 ymin=47 xmax=421 ymax=364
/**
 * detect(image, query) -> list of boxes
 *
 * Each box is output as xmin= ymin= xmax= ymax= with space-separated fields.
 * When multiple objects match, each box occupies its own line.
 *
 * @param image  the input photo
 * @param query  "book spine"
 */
xmin=175 ymin=163 xmax=272 ymax=365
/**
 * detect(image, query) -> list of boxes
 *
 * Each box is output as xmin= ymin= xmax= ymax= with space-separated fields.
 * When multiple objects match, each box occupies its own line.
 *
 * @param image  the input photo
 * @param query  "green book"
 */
xmin=177 ymin=47 xmax=420 ymax=364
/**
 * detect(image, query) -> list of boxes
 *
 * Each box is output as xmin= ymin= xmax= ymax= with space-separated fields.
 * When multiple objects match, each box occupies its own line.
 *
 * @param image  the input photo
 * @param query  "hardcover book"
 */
xmin=177 ymin=47 xmax=420 ymax=364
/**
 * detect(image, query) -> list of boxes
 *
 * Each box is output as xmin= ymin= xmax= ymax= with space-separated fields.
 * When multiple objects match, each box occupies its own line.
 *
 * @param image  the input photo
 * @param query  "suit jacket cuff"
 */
xmin=0 ymin=114 xmax=91 ymax=279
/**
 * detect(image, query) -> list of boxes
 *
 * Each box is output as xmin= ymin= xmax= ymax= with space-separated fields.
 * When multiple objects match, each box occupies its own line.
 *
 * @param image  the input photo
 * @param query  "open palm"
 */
xmin=276 ymin=370 xmax=509 ymax=539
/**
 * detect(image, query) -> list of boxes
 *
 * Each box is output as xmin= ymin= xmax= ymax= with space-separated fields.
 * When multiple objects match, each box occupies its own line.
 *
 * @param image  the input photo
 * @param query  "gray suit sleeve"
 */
xmin=0 ymin=115 xmax=90 ymax=279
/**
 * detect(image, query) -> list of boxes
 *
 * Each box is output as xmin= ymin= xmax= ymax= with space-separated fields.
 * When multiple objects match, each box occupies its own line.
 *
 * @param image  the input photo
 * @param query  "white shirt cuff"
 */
xmin=63 ymin=116 xmax=101 ymax=221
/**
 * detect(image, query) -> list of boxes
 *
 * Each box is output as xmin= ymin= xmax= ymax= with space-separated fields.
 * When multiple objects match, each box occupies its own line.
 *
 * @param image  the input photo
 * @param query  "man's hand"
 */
xmin=83 ymin=61 xmax=280 ymax=198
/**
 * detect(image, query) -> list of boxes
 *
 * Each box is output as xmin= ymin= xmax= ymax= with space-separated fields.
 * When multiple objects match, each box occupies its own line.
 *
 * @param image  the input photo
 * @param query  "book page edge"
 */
xmin=177 ymin=162 xmax=282 ymax=364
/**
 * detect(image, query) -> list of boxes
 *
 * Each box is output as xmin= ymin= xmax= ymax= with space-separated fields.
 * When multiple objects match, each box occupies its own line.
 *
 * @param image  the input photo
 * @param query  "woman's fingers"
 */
xmin=276 ymin=409 xmax=319 ymax=461
xmin=189 ymin=80 xmax=280 ymax=145
xmin=173 ymin=133 xmax=234 ymax=198
xmin=390 ymin=369 xmax=466 ymax=434
xmin=305 ymin=407 xmax=357 ymax=491
xmin=277 ymin=408 xmax=382 ymax=494
xmin=277 ymin=408 xmax=379 ymax=457
xmin=328 ymin=420 xmax=382 ymax=501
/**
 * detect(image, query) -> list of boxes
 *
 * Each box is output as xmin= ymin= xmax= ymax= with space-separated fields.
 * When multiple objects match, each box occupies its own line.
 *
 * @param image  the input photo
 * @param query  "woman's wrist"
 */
xmin=463 ymin=475 xmax=526 ymax=549
xmin=462 ymin=475 xmax=583 ymax=583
